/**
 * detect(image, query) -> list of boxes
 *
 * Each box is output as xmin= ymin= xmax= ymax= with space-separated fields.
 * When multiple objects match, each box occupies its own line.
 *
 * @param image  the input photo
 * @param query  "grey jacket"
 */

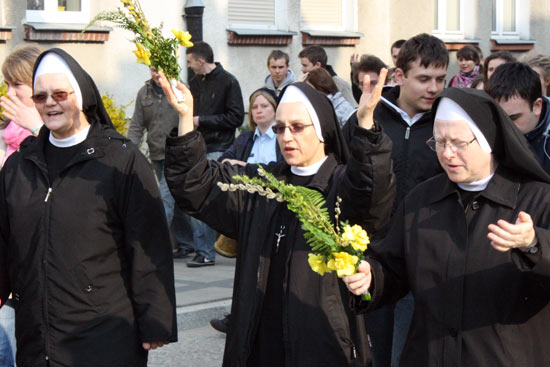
xmin=127 ymin=80 xmax=179 ymax=161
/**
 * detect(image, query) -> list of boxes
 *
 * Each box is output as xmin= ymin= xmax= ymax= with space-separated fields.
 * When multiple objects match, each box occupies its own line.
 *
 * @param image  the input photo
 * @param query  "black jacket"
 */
xmin=361 ymin=169 xmax=550 ymax=366
xmin=344 ymin=86 xmax=443 ymax=213
xmin=189 ymin=62 xmax=245 ymax=153
xmin=219 ymin=130 xmax=284 ymax=163
xmin=0 ymin=122 xmax=177 ymax=367
xmin=524 ymin=97 xmax=550 ymax=173
xmin=165 ymin=126 xmax=395 ymax=366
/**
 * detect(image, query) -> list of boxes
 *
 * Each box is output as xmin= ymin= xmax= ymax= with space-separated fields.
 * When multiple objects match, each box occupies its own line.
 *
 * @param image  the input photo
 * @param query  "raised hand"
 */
xmin=357 ymin=68 xmax=388 ymax=130
xmin=156 ymin=70 xmax=194 ymax=136
xmin=0 ymin=95 xmax=43 ymax=134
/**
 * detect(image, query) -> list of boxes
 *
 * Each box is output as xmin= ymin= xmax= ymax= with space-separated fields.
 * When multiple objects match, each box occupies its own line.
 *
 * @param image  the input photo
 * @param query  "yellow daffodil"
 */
xmin=171 ymin=29 xmax=194 ymax=47
xmin=133 ymin=43 xmax=151 ymax=66
xmin=341 ymin=224 xmax=370 ymax=252
xmin=120 ymin=0 xmax=133 ymax=6
xmin=327 ymin=252 xmax=358 ymax=277
xmin=308 ymin=254 xmax=331 ymax=276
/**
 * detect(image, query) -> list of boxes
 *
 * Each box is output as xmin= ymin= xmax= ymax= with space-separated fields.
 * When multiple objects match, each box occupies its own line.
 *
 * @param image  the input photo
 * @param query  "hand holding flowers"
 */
xmin=217 ymin=165 xmax=372 ymax=300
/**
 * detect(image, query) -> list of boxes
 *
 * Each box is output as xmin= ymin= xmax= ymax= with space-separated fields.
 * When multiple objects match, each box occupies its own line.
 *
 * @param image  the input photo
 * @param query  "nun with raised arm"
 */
xmin=162 ymin=70 xmax=395 ymax=366
xmin=343 ymin=87 xmax=550 ymax=367
xmin=0 ymin=48 xmax=177 ymax=366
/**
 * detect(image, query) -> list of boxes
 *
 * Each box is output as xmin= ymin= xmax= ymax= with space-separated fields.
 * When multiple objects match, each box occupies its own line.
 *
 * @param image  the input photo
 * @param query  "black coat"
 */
xmin=0 ymin=122 xmax=177 ymax=367
xmin=361 ymin=169 xmax=550 ymax=367
xmin=189 ymin=62 xmax=245 ymax=154
xmin=165 ymin=126 xmax=395 ymax=366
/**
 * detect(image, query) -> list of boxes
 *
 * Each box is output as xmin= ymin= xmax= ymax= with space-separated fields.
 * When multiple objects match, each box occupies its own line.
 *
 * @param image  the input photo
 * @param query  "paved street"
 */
xmin=149 ymin=326 xmax=226 ymax=367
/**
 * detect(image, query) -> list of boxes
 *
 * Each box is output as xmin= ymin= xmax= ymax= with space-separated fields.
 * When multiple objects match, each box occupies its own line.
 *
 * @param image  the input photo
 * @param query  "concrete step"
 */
xmin=176 ymin=299 xmax=231 ymax=331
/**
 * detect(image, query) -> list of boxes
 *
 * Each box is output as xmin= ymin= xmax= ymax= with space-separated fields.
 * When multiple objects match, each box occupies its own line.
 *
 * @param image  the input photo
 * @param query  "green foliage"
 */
xmin=102 ymin=94 xmax=130 ymax=136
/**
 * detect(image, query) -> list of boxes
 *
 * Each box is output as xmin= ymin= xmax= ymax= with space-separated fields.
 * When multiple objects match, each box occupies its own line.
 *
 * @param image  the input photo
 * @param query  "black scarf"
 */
xmin=433 ymin=88 xmax=550 ymax=184
xmin=32 ymin=48 xmax=115 ymax=130
xmin=280 ymin=82 xmax=350 ymax=164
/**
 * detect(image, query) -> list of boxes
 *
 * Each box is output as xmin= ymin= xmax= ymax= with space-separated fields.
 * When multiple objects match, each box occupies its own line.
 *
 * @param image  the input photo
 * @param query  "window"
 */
xmin=492 ymin=0 xmax=529 ymax=39
xmin=26 ymin=0 xmax=90 ymax=23
xmin=433 ymin=0 xmax=464 ymax=38
xmin=300 ymin=0 xmax=357 ymax=32
xmin=228 ymin=0 xmax=287 ymax=30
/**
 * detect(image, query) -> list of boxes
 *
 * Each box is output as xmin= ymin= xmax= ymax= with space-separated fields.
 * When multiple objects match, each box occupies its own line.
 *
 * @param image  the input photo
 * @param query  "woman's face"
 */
xmin=458 ymin=57 xmax=476 ymax=74
xmin=5 ymin=79 xmax=34 ymax=107
xmin=275 ymin=102 xmax=325 ymax=167
xmin=434 ymin=119 xmax=496 ymax=183
xmin=251 ymin=94 xmax=275 ymax=131
xmin=34 ymin=73 xmax=84 ymax=139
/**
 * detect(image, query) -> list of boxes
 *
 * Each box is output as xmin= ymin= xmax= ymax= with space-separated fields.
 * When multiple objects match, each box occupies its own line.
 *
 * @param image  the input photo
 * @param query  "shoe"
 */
xmin=173 ymin=247 xmax=194 ymax=259
xmin=187 ymin=254 xmax=215 ymax=267
xmin=210 ymin=314 xmax=231 ymax=333
xmin=214 ymin=235 xmax=238 ymax=258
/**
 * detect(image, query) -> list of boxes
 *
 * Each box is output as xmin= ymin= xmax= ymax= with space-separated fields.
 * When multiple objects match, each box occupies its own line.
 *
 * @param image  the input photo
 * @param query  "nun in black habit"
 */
xmin=162 ymin=71 xmax=395 ymax=366
xmin=0 ymin=49 xmax=177 ymax=366
xmin=344 ymin=87 xmax=550 ymax=367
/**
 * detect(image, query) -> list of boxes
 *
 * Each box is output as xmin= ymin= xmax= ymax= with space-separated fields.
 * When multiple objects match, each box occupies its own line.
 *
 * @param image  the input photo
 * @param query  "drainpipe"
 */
xmin=183 ymin=0 xmax=205 ymax=82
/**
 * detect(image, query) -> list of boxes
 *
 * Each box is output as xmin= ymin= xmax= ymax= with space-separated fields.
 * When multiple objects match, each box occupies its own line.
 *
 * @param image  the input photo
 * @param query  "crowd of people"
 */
xmin=0 ymin=31 xmax=550 ymax=367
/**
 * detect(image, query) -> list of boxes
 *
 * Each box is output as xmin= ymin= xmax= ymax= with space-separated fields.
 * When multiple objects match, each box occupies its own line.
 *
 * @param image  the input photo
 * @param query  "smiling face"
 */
xmin=300 ymin=57 xmax=320 ymax=74
xmin=394 ymin=59 xmax=447 ymax=118
xmin=458 ymin=57 xmax=476 ymax=73
xmin=251 ymin=94 xmax=276 ymax=133
xmin=434 ymin=119 xmax=496 ymax=183
xmin=275 ymin=102 xmax=325 ymax=167
xmin=34 ymin=73 xmax=88 ymax=139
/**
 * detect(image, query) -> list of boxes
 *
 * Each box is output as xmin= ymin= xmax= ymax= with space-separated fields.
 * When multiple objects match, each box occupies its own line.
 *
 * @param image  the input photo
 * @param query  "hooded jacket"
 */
xmin=189 ymin=62 xmax=245 ymax=153
xmin=0 ymin=49 xmax=177 ymax=367
xmin=264 ymin=69 xmax=297 ymax=97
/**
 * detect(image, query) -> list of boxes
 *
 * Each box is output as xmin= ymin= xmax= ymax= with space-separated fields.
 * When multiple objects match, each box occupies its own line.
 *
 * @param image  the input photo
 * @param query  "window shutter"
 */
xmin=301 ymin=0 xmax=343 ymax=27
xmin=228 ymin=0 xmax=275 ymax=26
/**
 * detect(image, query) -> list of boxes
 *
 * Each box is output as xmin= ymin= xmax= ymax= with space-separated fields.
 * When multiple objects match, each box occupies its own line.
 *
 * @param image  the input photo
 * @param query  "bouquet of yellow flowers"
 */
xmin=217 ymin=165 xmax=371 ymax=300
xmin=86 ymin=0 xmax=193 ymax=81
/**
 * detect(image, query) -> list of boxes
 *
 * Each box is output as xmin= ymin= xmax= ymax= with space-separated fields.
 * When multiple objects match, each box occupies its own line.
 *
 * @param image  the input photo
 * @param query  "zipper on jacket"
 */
xmin=344 ymin=338 xmax=358 ymax=360
xmin=404 ymin=126 xmax=411 ymax=140
xmin=44 ymin=187 xmax=52 ymax=202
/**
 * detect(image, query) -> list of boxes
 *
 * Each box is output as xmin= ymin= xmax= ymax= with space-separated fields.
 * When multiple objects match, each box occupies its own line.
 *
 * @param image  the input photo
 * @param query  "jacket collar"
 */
xmin=20 ymin=122 xmax=120 ymax=172
xmin=428 ymin=167 xmax=519 ymax=209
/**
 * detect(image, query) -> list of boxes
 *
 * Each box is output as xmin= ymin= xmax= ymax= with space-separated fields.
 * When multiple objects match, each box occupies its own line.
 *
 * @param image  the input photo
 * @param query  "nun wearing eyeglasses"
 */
xmin=161 ymin=70 xmax=395 ymax=366
xmin=0 ymin=49 xmax=177 ymax=366
xmin=343 ymin=87 xmax=550 ymax=367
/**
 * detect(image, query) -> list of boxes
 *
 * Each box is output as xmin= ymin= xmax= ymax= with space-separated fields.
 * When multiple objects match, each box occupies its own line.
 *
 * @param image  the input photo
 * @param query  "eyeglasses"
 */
xmin=426 ymin=137 xmax=477 ymax=152
xmin=272 ymin=123 xmax=314 ymax=135
xmin=31 ymin=91 xmax=74 ymax=104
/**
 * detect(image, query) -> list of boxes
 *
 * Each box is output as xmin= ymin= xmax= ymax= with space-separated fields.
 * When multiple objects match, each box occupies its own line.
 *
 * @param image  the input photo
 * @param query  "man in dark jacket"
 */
xmin=344 ymin=33 xmax=448 ymax=367
xmin=185 ymin=41 xmax=245 ymax=267
xmin=485 ymin=62 xmax=550 ymax=173
xmin=344 ymin=88 xmax=550 ymax=367
xmin=128 ymin=66 xmax=195 ymax=259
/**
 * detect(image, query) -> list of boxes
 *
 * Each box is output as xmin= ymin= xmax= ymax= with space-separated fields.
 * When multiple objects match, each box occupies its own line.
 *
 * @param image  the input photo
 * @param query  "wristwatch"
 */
xmin=520 ymin=241 xmax=540 ymax=254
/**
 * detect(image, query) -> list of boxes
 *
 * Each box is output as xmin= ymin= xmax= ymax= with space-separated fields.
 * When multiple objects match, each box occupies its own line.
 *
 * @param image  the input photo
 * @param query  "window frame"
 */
xmin=227 ymin=0 xmax=287 ymax=31
xmin=300 ymin=0 xmax=357 ymax=32
xmin=26 ymin=0 xmax=90 ymax=24
xmin=432 ymin=0 xmax=465 ymax=40
xmin=491 ymin=0 xmax=529 ymax=40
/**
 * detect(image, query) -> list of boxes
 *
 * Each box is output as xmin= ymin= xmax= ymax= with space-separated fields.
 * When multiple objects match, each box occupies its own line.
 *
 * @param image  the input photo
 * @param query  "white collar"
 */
xmin=457 ymin=173 xmax=495 ymax=192
xmin=381 ymin=96 xmax=428 ymax=126
xmin=49 ymin=125 xmax=90 ymax=147
xmin=290 ymin=156 xmax=328 ymax=176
